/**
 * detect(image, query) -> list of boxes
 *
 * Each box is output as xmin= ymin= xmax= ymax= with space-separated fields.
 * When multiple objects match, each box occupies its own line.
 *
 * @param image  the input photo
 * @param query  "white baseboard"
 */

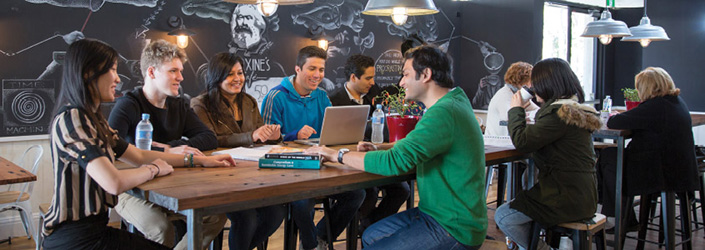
xmin=0 ymin=212 xmax=40 ymax=239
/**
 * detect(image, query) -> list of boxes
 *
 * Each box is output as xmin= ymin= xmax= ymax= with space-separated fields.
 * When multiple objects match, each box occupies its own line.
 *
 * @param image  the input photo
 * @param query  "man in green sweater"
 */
xmin=306 ymin=45 xmax=486 ymax=249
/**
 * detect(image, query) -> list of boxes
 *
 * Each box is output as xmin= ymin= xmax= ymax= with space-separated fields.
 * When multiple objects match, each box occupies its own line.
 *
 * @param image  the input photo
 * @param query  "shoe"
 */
xmin=316 ymin=237 xmax=329 ymax=250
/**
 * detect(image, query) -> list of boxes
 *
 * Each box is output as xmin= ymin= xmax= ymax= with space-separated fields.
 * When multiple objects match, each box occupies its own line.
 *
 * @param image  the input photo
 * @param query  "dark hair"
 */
xmin=401 ymin=34 xmax=426 ymax=55
xmin=531 ymin=58 xmax=585 ymax=103
xmin=296 ymin=46 xmax=327 ymax=68
xmin=404 ymin=45 xmax=454 ymax=88
xmin=344 ymin=54 xmax=375 ymax=80
xmin=203 ymin=52 xmax=245 ymax=124
xmin=55 ymin=38 xmax=118 ymax=147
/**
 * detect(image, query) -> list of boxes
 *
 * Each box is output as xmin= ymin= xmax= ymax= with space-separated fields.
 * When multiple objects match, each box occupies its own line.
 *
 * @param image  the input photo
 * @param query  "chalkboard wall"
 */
xmin=0 ymin=0 xmax=543 ymax=138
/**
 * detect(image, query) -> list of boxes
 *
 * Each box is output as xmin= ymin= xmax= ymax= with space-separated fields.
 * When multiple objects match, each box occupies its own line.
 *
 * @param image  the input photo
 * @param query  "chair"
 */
xmin=36 ymin=203 xmax=51 ymax=250
xmin=0 ymin=145 xmax=43 ymax=245
xmin=528 ymin=213 xmax=607 ymax=250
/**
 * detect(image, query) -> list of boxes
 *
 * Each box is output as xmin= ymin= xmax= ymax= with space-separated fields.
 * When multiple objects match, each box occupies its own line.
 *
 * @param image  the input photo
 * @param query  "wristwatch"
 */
xmin=338 ymin=148 xmax=350 ymax=164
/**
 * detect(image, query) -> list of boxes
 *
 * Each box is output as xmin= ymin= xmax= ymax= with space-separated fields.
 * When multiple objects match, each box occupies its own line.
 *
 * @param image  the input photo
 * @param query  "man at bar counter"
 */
xmin=307 ymin=45 xmax=487 ymax=249
xmin=260 ymin=45 xmax=365 ymax=250
xmin=108 ymin=39 xmax=225 ymax=250
xmin=328 ymin=54 xmax=410 ymax=233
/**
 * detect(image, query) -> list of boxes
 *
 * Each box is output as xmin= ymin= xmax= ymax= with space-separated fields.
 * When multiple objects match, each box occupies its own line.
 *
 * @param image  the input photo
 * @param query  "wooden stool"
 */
xmin=479 ymin=239 xmax=508 ymax=250
xmin=36 ymin=203 xmax=51 ymax=250
xmin=528 ymin=213 xmax=607 ymax=250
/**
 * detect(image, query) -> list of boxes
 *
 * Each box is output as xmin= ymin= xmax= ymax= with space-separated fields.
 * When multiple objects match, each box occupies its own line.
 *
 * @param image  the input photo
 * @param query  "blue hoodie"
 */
xmin=261 ymin=75 xmax=331 ymax=141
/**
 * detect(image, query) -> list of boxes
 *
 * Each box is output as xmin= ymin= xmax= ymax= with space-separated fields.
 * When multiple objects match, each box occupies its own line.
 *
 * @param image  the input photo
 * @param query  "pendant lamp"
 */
xmin=581 ymin=0 xmax=631 ymax=45
xmin=362 ymin=0 xmax=439 ymax=26
xmin=621 ymin=0 xmax=669 ymax=47
xmin=222 ymin=0 xmax=314 ymax=17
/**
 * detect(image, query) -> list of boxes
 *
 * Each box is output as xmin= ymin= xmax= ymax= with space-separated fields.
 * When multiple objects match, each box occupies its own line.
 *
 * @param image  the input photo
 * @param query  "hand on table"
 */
xmin=195 ymin=154 xmax=237 ymax=168
xmin=253 ymin=124 xmax=281 ymax=142
xmin=150 ymin=159 xmax=174 ymax=177
xmin=297 ymin=125 xmax=317 ymax=140
xmin=304 ymin=145 xmax=338 ymax=163
xmin=357 ymin=141 xmax=378 ymax=152
xmin=152 ymin=142 xmax=205 ymax=156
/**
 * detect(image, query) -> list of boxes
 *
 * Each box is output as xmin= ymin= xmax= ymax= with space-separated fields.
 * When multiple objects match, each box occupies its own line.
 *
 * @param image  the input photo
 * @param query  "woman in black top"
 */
xmin=43 ymin=39 xmax=236 ymax=250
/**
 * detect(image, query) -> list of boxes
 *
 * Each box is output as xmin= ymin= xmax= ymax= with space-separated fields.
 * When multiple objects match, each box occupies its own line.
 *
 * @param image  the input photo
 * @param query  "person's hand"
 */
xmin=150 ymin=159 xmax=174 ymax=177
xmin=357 ymin=141 xmax=378 ymax=152
xmin=161 ymin=144 xmax=205 ymax=156
xmin=267 ymin=124 xmax=281 ymax=140
xmin=510 ymin=91 xmax=525 ymax=108
xmin=304 ymin=145 xmax=337 ymax=163
xmin=252 ymin=125 xmax=271 ymax=143
xmin=196 ymin=154 xmax=237 ymax=168
xmin=297 ymin=125 xmax=317 ymax=140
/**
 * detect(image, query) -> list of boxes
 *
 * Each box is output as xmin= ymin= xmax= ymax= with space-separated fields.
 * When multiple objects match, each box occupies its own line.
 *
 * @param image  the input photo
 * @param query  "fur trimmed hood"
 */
xmin=551 ymin=98 xmax=602 ymax=132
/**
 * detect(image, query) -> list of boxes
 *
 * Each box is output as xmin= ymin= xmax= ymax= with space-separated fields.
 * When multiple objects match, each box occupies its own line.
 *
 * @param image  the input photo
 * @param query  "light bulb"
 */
xmin=391 ymin=7 xmax=408 ymax=26
xmin=598 ymin=35 xmax=613 ymax=45
xmin=176 ymin=35 xmax=189 ymax=49
xmin=257 ymin=0 xmax=278 ymax=17
xmin=317 ymin=39 xmax=329 ymax=51
xmin=639 ymin=39 xmax=651 ymax=47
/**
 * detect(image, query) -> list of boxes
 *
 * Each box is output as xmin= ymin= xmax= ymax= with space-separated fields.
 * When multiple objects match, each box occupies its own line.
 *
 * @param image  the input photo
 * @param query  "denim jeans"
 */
xmin=494 ymin=203 xmax=549 ymax=250
xmin=358 ymin=181 xmax=411 ymax=229
xmin=362 ymin=208 xmax=478 ymax=250
xmin=225 ymin=204 xmax=286 ymax=250
xmin=290 ymin=189 xmax=365 ymax=249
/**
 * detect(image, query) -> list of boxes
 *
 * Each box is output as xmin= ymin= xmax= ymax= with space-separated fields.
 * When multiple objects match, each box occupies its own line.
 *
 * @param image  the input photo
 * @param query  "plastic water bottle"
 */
xmin=371 ymin=104 xmax=385 ymax=144
xmin=135 ymin=113 xmax=153 ymax=150
xmin=603 ymin=95 xmax=612 ymax=112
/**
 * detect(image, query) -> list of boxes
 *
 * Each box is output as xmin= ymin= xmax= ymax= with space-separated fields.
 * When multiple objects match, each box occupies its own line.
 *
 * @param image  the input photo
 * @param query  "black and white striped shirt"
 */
xmin=43 ymin=106 xmax=128 ymax=236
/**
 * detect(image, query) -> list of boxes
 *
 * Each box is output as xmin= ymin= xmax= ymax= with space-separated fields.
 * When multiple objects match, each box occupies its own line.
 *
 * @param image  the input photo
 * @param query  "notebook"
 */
xmin=295 ymin=105 xmax=370 ymax=146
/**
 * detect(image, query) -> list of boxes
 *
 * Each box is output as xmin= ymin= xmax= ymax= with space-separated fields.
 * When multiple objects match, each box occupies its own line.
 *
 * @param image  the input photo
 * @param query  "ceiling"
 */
xmin=561 ymin=0 xmax=643 ymax=8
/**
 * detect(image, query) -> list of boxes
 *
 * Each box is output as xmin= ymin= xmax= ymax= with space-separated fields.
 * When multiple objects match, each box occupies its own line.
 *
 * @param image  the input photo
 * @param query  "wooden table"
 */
xmin=0 ymin=156 xmax=37 ymax=185
xmin=128 ymin=145 xmax=528 ymax=250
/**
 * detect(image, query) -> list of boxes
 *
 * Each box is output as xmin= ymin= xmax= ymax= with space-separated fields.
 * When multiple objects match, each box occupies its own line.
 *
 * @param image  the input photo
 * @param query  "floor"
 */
xmin=2 ymin=175 xmax=703 ymax=250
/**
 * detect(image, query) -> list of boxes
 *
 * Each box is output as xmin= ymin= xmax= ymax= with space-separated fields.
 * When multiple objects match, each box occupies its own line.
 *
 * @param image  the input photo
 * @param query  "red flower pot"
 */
xmin=387 ymin=115 xmax=420 ymax=142
xmin=625 ymin=101 xmax=641 ymax=110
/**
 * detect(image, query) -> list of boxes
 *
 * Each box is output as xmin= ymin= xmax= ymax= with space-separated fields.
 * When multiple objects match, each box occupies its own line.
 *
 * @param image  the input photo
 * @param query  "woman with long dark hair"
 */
xmin=42 ymin=39 xmax=235 ymax=250
xmin=191 ymin=52 xmax=285 ymax=250
xmin=494 ymin=58 xmax=600 ymax=249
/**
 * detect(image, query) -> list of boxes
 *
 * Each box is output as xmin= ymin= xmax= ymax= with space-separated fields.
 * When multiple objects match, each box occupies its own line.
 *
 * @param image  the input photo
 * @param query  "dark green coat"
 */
xmin=507 ymin=99 xmax=600 ymax=227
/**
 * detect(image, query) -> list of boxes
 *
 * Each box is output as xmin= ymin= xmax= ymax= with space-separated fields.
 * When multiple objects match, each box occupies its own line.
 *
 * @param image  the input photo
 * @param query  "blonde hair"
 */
xmin=504 ymin=61 xmax=532 ymax=88
xmin=634 ymin=67 xmax=680 ymax=101
xmin=140 ymin=39 xmax=187 ymax=78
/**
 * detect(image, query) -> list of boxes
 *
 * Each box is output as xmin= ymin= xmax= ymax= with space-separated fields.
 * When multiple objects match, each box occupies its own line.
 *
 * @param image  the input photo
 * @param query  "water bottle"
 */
xmin=135 ymin=113 xmax=153 ymax=150
xmin=603 ymin=95 xmax=612 ymax=112
xmin=371 ymin=104 xmax=385 ymax=144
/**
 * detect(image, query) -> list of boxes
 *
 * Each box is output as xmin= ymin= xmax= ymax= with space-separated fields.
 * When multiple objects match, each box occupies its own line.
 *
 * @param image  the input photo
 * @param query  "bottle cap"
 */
xmin=141 ymin=113 xmax=150 ymax=120
xmin=376 ymin=104 xmax=382 ymax=109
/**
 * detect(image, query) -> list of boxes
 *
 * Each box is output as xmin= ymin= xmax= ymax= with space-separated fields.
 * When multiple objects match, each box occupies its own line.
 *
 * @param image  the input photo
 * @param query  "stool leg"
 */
xmin=527 ymin=222 xmax=541 ymax=250
xmin=346 ymin=212 xmax=358 ymax=250
xmin=636 ymin=193 xmax=653 ymax=250
xmin=284 ymin=204 xmax=297 ymax=250
xmin=406 ymin=180 xmax=415 ymax=210
xmin=594 ymin=229 xmax=606 ymax=250
xmin=497 ymin=165 xmax=507 ymax=207
xmin=322 ymin=199 xmax=334 ymax=250
xmin=678 ymin=192 xmax=693 ymax=250
xmin=662 ymin=192 xmax=676 ymax=250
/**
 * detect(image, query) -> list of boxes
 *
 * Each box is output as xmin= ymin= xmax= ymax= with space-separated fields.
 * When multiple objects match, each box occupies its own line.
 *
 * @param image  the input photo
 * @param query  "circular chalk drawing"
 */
xmin=11 ymin=91 xmax=45 ymax=124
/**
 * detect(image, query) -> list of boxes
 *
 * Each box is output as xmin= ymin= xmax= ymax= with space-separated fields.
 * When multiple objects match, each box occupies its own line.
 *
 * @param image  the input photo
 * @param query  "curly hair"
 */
xmin=140 ymin=39 xmax=188 ymax=78
xmin=504 ymin=61 xmax=532 ymax=88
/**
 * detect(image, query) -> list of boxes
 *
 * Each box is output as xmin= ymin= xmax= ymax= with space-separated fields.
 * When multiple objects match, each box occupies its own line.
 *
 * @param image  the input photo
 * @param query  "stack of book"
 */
xmin=258 ymin=147 xmax=321 ymax=169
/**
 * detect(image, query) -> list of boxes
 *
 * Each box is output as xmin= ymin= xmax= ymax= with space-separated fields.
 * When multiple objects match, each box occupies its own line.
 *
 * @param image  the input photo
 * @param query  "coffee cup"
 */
xmin=520 ymin=86 xmax=534 ymax=103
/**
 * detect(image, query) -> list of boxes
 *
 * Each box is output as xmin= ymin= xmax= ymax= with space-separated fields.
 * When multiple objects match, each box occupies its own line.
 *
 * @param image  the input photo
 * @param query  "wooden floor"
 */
xmin=2 ymin=176 xmax=703 ymax=250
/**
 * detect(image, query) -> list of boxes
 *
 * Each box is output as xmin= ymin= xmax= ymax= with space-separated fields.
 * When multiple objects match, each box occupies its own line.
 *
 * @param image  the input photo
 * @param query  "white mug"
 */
xmin=520 ymin=86 xmax=534 ymax=103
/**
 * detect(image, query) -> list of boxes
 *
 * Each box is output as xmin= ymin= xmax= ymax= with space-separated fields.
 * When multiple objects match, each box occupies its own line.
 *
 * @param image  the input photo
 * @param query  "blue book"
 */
xmin=258 ymin=157 xmax=321 ymax=170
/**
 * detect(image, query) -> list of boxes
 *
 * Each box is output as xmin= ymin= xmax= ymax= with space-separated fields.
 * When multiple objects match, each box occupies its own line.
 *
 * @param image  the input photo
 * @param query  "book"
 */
xmin=258 ymin=157 xmax=321 ymax=170
xmin=264 ymin=152 xmax=320 ymax=160
xmin=212 ymin=145 xmax=280 ymax=161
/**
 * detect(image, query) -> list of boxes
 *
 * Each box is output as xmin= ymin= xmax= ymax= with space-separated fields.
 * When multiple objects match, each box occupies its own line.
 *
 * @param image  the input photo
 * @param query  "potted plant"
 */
xmin=621 ymin=88 xmax=641 ymax=110
xmin=375 ymin=86 xmax=423 ymax=142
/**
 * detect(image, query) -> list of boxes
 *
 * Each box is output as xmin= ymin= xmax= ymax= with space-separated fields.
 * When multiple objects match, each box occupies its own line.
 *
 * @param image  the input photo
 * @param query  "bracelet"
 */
xmin=183 ymin=154 xmax=189 ymax=167
xmin=189 ymin=153 xmax=194 ymax=167
xmin=151 ymin=163 xmax=160 ymax=176
xmin=146 ymin=164 xmax=157 ymax=179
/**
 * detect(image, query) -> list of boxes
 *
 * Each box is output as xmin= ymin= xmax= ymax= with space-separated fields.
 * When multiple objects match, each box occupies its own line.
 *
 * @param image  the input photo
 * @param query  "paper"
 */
xmin=483 ymin=135 xmax=515 ymax=148
xmin=212 ymin=145 xmax=280 ymax=162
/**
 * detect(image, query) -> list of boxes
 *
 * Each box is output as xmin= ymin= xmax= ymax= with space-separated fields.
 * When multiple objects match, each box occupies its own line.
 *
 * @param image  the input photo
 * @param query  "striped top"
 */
xmin=43 ymin=106 xmax=128 ymax=236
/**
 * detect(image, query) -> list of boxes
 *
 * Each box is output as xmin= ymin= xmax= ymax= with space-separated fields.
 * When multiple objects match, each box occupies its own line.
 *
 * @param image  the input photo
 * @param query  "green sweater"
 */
xmin=364 ymin=88 xmax=487 ymax=246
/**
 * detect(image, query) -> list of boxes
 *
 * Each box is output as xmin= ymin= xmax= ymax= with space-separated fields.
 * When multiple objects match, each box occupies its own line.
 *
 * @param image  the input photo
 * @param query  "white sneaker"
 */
xmin=316 ymin=237 xmax=329 ymax=250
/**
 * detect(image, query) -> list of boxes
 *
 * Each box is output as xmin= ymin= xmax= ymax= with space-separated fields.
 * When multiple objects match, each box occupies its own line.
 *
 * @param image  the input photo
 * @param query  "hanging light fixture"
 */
xmin=167 ymin=17 xmax=196 ymax=49
xmin=362 ymin=0 xmax=439 ymax=26
xmin=222 ymin=0 xmax=313 ymax=17
xmin=621 ymin=0 xmax=669 ymax=47
xmin=581 ymin=0 xmax=631 ymax=45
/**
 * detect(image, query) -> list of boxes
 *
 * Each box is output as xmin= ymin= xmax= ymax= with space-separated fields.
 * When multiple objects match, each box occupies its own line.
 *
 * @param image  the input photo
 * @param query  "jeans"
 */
xmin=290 ymin=189 xmax=365 ymax=249
xmin=225 ymin=205 xmax=286 ymax=250
xmin=362 ymin=208 xmax=478 ymax=250
xmin=494 ymin=203 xmax=549 ymax=250
xmin=358 ymin=182 xmax=411 ymax=230
xmin=43 ymin=213 xmax=169 ymax=250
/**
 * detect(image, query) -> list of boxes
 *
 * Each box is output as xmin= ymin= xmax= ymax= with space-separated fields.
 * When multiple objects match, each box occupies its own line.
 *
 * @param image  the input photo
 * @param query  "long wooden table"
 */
xmin=0 ymin=156 xmax=37 ymax=185
xmin=128 ymin=145 xmax=528 ymax=250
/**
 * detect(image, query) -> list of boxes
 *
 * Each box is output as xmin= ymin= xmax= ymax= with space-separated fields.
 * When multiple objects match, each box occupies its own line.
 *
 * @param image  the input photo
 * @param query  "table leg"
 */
xmin=185 ymin=209 xmax=204 ymax=250
xmin=506 ymin=163 xmax=515 ymax=201
xmin=526 ymin=159 xmax=535 ymax=189
xmin=614 ymin=136 xmax=625 ymax=250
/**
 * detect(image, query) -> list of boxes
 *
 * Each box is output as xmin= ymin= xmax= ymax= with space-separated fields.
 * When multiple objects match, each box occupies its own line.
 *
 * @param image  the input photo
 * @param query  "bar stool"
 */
xmin=528 ymin=213 xmax=607 ymax=250
xmin=633 ymin=192 xmax=693 ymax=250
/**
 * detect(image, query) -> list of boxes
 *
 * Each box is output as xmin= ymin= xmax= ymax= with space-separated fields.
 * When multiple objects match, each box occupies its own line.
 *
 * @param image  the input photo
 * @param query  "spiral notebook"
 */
xmin=483 ymin=135 xmax=514 ymax=148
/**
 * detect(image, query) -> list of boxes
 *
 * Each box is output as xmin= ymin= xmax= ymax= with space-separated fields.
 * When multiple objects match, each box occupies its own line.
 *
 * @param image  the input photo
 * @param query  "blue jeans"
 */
xmin=494 ymin=203 xmax=549 ymax=250
xmin=358 ymin=182 xmax=411 ymax=230
xmin=225 ymin=204 xmax=286 ymax=250
xmin=290 ymin=189 xmax=365 ymax=249
xmin=362 ymin=208 xmax=477 ymax=250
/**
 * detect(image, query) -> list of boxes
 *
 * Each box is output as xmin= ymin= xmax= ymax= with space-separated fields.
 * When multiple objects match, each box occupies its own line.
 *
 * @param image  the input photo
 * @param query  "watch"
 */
xmin=338 ymin=148 xmax=350 ymax=164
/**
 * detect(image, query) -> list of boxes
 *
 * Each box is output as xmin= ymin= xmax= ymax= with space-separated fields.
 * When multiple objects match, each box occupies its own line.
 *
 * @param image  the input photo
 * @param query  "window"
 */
xmin=542 ymin=2 xmax=596 ymax=101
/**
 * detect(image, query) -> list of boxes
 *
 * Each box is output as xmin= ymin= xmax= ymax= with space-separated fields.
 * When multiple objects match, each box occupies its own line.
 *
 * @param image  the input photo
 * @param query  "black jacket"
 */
xmin=327 ymin=84 xmax=386 ymax=142
xmin=607 ymin=95 xmax=699 ymax=195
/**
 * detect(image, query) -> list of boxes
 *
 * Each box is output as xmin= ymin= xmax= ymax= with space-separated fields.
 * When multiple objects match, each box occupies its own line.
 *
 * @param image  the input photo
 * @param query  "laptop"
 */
xmin=295 ymin=105 xmax=370 ymax=146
